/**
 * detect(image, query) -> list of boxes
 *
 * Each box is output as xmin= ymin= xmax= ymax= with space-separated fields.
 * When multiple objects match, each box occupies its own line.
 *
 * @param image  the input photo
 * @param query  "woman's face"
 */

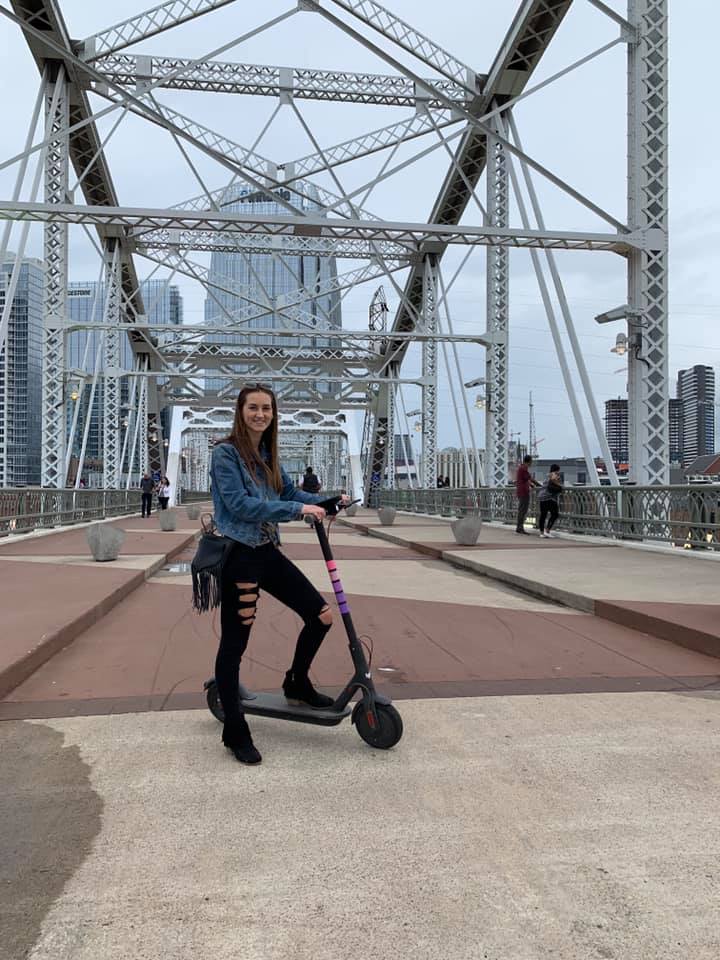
xmin=241 ymin=390 xmax=274 ymax=439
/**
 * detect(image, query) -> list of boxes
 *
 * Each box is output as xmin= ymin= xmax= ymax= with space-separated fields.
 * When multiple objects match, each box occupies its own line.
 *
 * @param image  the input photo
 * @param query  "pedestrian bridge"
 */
xmin=1 ymin=500 xmax=718 ymax=958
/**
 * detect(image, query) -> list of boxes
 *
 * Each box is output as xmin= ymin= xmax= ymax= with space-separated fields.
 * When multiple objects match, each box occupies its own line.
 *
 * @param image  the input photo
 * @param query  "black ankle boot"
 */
xmin=282 ymin=670 xmax=334 ymax=710
xmin=222 ymin=715 xmax=262 ymax=765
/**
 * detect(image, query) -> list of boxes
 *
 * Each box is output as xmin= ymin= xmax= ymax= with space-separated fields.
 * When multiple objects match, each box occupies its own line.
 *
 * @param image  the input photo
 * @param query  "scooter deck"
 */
xmin=240 ymin=691 xmax=352 ymax=726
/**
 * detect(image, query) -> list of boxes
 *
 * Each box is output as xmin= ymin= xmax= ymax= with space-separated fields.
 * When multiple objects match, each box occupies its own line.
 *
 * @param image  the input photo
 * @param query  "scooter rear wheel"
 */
xmin=352 ymin=702 xmax=403 ymax=749
xmin=206 ymin=680 xmax=224 ymax=722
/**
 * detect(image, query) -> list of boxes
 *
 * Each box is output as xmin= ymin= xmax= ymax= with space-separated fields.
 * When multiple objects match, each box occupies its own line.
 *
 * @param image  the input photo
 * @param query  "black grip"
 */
xmin=317 ymin=496 xmax=342 ymax=515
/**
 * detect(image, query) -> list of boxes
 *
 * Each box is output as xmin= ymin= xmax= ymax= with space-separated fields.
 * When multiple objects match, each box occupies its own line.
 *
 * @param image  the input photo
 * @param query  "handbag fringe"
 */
xmin=191 ymin=562 xmax=223 ymax=613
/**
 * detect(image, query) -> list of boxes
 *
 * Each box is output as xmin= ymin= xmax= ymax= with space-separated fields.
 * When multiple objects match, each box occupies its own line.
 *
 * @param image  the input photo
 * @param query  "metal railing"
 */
xmin=378 ymin=485 xmax=720 ymax=551
xmin=177 ymin=489 xmax=211 ymax=504
xmin=0 ymin=488 xmax=143 ymax=537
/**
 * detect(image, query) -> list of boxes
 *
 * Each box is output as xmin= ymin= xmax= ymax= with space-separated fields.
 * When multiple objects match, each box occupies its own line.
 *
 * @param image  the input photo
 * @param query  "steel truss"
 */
xmin=0 ymin=202 xmax=635 ymax=252
xmin=0 ymin=0 xmax=669 ymax=494
xmin=96 ymin=54 xmax=474 ymax=107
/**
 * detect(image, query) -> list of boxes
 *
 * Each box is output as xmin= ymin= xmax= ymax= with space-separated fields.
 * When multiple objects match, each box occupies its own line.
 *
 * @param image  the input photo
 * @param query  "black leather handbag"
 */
xmin=191 ymin=514 xmax=236 ymax=613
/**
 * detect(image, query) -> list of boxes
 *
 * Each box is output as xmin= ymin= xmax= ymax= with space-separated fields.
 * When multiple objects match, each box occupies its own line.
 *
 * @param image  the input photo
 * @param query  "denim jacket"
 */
xmin=210 ymin=442 xmax=324 ymax=547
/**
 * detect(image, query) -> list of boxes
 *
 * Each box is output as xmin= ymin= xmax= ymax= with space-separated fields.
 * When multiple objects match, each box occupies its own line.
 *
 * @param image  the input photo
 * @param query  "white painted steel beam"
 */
xmin=40 ymin=68 xmax=68 ymax=488
xmin=485 ymin=113 xmax=509 ymax=487
xmin=627 ymin=0 xmax=669 ymax=485
xmin=102 ymin=242 xmax=123 ymax=488
xmin=0 ymin=202 xmax=635 ymax=252
xmin=135 ymin=234 xmax=412 ymax=261
xmin=320 ymin=0 xmax=478 ymax=92
xmin=80 ymin=0 xmax=239 ymax=60
xmin=421 ymin=256 xmax=438 ymax=489
xmin=96 ymin=54 xmax=473 ymax=106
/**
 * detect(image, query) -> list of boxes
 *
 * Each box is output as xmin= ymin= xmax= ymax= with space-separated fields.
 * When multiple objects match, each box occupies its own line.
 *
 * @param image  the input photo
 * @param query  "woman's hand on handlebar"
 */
xmin=339 ymin=494 xmax=351 ymax=506
xmin=301 ymin=504 xmax=326 ymax=521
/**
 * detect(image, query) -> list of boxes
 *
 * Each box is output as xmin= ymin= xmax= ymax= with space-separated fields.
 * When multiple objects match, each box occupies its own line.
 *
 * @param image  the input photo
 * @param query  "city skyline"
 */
xmin=0 ymin=2 xmax=716 ymax=466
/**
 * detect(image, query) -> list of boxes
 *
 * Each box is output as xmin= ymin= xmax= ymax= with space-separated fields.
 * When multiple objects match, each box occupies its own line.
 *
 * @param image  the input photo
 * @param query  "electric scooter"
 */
xmin=203 ymin=497 xmax=403 ymax=750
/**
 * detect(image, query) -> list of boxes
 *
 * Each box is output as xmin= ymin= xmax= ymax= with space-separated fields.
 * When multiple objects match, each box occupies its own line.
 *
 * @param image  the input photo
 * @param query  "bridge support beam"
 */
xmin=102 ymin=241 xmax=122 ymax=488
xmin=627 ymin=0 xmax=669 ymax=485
xmin=41 ymin=65 xmax=68 ymax=488
xmin=485 ymin=113 xmax=509 ymax=487
xmin=421 ymin=255 xmax=438 ymax=489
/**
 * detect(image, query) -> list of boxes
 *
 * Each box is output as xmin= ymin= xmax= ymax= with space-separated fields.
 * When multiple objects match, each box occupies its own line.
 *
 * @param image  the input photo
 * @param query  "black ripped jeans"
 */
xmin=215 ymin=541 xmax=330 ymax=740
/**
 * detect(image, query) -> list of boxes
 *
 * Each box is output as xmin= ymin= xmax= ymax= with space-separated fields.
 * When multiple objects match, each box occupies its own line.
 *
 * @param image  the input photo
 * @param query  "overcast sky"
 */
xmin=0 ymin=0 xmax=717 ymax=458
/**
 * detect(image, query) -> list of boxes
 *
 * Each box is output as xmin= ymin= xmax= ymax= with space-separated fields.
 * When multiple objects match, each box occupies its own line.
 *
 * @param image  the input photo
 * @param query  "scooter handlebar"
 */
xmin=303 ymin=497 xmax=360 ymax=522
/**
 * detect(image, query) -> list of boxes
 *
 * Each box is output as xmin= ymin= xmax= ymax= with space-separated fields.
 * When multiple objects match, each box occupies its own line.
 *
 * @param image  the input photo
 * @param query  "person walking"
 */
xmin=301 ymin=466 xmax=321 ymax=493
xmin=157 ymin=476 xmax=171 ymax=510
xmin=515 ymin=455 xmax=539 ymax=534
xmin=139 ymin=472 xmax=154 ymax=518
xmin=209 ymin=386 xmax=349 ymax=766
xmin=538 ymin=464 xmax=563 ymax=538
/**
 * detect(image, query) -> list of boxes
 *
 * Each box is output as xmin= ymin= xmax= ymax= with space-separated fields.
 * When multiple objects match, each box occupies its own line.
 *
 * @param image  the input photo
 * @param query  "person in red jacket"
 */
xmin=515 ymin=455 xmax=539 ymax=534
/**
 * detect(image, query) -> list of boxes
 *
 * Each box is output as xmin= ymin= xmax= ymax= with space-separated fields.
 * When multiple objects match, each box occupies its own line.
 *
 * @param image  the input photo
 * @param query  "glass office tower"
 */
xmin=0 ymin=256 xmax=43 ymax=486
xmin=66 ymin=279 xmax=183 ymax=470
xmin=677 ymin=365 xmax=715 ymax=467
xmin=204 ymin=181 xmax=342 ymax=399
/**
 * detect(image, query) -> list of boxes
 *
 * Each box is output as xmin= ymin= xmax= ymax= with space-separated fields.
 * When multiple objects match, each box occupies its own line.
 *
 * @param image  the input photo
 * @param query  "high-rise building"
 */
xmin=67 ymin=279 xmax=183 ymax=474
xmin=604 ymin=398 xmax=628 ymax=466
xmin=677 ymin=365 xmax=715 ymax=467
xmin=204 ymin=182 xmax=341 ymax=400
xmin=669 ymin=397 xmax=682 ymax=465
xmin=605 ymin=396 xmax=682 ymax=468
xmin=0 ymin=256 xmax=43 ymax=486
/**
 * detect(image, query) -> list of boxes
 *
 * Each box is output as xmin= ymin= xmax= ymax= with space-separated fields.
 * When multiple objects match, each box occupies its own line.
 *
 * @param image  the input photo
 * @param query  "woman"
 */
xmin=157 ymin=476 xmax=171 ymax=510
xmin=210 ymin=385 xmax=346 ymax=766
xmin=538 ymin=464 xmax=563 ymax=538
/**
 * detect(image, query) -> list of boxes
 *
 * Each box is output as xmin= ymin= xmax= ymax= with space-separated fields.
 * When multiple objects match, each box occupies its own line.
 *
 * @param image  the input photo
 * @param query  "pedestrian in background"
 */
xmin=301 ymin=466 xmax=321 ymax=493
xmin=538 ymin=464 xmax=563 ymax=538
xmin=157 ymin=476 xmax=171 ymax=510
xmin=139 ymin=472 xmax=154 ymax=518
xmin=515 ymin=455 xmax=539 ymax=534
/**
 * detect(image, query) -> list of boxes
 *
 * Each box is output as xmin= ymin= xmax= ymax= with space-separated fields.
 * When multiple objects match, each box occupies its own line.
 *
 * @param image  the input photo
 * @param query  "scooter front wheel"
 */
xmin=352 ymin=701 xmax=403 ymax=749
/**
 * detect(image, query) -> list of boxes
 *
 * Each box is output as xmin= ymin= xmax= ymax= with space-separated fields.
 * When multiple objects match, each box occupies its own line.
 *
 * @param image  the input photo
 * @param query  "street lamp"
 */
xmin=610 ymin=333 xmax=628 ymax=356
xmin=464 ymin=378 xmax=490 ymax=411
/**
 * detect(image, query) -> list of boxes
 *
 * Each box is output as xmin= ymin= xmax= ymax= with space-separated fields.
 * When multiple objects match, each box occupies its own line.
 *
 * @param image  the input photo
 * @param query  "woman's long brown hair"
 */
xmin=222 ymin=385 xmax=283 ymax=492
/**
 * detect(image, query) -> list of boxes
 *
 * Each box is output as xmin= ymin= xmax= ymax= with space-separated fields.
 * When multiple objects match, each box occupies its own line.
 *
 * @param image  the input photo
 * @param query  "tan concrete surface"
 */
xmin=277 ymin=531 xmax=403 ymax=548
xmin=3 ymin=692 xmax=719 ymax=960
xmin=153 ymin=556 xmax=577 ymax=611
xmin=444 ymin=545 xmax=720 ymax=604
xmin=344 ymin=514 xmax=720 ymax=605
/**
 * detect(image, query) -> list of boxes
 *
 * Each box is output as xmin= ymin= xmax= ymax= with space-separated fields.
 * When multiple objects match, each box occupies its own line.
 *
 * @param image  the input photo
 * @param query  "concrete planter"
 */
xmin=86 ymin=522 xmax=125 ymax=562
xmin=378 ymin=507 xmax=396 ymax=526
xmin=451 ymin=515 xmax=482 ymax=545
xmin=159 ymin=509 xmax=178 ymax=532
xmin=345 ymin=503 xmax=358 ymax=517
xmin=186 ymin=504 xmax=201 ymax=520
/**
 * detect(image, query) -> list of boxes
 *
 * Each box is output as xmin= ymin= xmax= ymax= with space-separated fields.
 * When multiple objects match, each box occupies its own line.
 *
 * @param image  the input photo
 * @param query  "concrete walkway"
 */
xmin=2 ymin=693 xmax=719 ymax=960
xmin=2 ymin=507 xmax=720 ymax=959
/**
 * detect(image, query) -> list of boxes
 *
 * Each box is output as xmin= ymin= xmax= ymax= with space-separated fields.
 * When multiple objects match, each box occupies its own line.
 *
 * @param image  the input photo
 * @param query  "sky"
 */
xmin=0 ymin=0 xmax=718 ymax=459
